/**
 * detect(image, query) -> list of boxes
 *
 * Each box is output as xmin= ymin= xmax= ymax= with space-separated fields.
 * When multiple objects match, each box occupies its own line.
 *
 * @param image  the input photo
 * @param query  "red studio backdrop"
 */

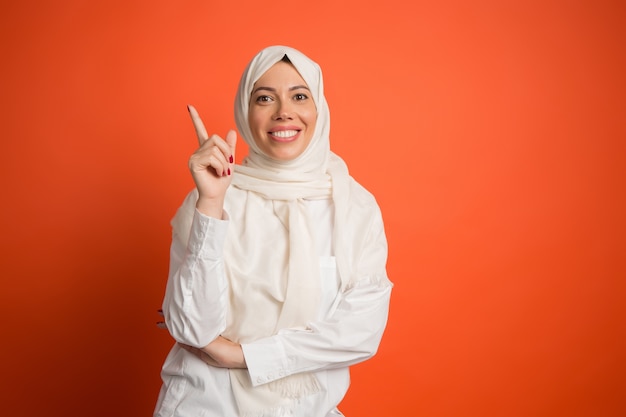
xmin=0 ymin=1 xmax=624 ymax=416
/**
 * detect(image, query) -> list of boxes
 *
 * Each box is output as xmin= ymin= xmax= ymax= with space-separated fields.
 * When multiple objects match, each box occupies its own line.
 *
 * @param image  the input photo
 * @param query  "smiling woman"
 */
xmin=153 ymin=45 xmax=393 ymax=417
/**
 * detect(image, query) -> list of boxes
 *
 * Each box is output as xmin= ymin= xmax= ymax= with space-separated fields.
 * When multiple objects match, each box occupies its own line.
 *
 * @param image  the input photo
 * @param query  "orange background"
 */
xmin=1 ymin=0 xmax=624 ymax=415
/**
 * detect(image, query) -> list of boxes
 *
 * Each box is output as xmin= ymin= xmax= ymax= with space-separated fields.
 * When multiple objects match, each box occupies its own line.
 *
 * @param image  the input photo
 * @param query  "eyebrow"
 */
xmin=251 ymin=85 xmax=310 ymax=94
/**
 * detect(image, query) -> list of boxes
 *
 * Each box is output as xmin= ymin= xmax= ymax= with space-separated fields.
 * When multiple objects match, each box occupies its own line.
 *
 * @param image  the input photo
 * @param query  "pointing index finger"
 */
xmin=187 ymin=104 xmax=209 ymax=146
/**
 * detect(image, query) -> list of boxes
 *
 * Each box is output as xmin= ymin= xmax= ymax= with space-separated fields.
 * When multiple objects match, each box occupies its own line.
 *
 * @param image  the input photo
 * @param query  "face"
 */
xmin=248 ymin=61 xmax=317 ymax=161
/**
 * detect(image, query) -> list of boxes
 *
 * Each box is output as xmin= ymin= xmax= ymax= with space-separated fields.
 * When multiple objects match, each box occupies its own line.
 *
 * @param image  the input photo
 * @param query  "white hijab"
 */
xmin=232 ymin=45 xmax=351 ymax=266
xmin=231 ymin=45 xmax=339 ymax=197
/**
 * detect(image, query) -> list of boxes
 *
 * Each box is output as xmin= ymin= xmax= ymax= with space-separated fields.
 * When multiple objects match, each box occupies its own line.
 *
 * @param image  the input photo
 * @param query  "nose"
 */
xmin=272 ymin=101 xmax=293 ymax=120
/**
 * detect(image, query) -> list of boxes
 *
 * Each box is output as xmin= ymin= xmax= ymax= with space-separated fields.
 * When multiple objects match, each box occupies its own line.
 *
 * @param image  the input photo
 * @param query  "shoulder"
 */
xmin=347 ymin=177 xmax=381 ymax=213
xmin=330 ymin=153 xmax=381 ymax=213
xmin=174 ymin=188 xmax=199 ymax=219
xmin=343 ymin=177 xmax=386 ymax=236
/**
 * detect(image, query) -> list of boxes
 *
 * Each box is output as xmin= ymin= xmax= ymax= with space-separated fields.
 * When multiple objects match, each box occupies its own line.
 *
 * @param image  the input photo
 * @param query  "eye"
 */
xmin=293 ymin=93 xmax=309 ymax=101
xmin=255 ymin=95 xmax=273 ymax=103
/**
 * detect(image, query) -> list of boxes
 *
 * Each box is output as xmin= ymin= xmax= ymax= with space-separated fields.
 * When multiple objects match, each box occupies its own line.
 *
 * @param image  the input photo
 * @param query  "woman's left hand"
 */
xmin=180 ymin=336 xmax=247 ymax=369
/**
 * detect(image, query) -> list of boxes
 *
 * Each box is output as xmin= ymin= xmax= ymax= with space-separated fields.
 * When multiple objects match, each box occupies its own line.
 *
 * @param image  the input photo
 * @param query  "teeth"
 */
xmin=272 ymin=130 xmax=298 ymax=138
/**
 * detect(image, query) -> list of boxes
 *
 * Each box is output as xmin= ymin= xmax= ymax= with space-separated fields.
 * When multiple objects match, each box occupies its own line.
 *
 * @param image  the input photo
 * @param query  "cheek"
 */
xmin=248 ymin=112 xmax=263 ymax=134
xmin=302 ymin=105 xmax=317 ymax=126
xmin=306 ymin=111 xmax=318 ymax=130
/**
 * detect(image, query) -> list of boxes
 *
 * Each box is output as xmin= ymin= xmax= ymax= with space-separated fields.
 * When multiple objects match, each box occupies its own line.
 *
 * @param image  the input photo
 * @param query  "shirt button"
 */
xmin=257 ymin=377 xmax=264 ymax=384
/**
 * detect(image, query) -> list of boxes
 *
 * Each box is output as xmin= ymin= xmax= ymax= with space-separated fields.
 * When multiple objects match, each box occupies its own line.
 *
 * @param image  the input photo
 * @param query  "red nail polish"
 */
xmin=228 ymin=168 xmax=231 ymax=176
xmin=229 ymin=155 xmax=234 ymax=163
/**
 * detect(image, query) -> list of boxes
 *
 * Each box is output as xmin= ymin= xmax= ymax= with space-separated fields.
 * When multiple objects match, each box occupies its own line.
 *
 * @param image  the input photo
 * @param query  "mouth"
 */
xmin=268 ymin=129 xmax=301 ymax=142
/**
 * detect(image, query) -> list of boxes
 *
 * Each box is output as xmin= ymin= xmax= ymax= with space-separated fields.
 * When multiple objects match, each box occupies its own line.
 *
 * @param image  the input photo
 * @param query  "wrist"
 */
xmin=196 ymin=197 xmax=224 ymax=219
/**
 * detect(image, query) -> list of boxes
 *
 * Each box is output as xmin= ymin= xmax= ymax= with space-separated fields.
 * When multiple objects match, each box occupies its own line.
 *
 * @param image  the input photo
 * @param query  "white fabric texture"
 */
xmin=155 ymin=45 xmax=392 ymax=417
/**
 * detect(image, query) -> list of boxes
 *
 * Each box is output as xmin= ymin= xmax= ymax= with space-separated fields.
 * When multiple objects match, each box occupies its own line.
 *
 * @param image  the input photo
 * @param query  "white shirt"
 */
xmin=154 ymin=199 xmax=392 ymax=417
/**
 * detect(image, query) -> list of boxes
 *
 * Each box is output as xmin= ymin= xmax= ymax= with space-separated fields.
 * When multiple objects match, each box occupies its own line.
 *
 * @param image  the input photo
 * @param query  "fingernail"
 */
xmin=228 ymin=168 xmax=231 ymax=176
xmin=186 ymin=105 xmax=190 ymax=112
xmin=229 ymin=155 xmax=234 ymax=163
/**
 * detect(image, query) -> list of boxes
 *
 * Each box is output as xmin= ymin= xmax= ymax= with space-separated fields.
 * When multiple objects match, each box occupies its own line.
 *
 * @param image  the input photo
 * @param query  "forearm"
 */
xmin=242 ymin=278 xmax=392 ymax=386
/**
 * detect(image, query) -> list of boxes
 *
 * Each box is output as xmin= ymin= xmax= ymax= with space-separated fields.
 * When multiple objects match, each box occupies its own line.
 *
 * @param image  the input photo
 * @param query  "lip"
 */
xmin=268 ymin=126 xmax=302 ymax=143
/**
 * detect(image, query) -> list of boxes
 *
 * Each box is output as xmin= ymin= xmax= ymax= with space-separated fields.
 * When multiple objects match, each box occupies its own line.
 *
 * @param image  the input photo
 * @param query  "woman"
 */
xmin=154 ymin=45 xmax=392 ymax=417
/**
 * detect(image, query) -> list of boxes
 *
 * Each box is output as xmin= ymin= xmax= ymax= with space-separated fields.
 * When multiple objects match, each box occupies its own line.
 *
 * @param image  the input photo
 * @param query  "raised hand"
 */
xmin=187 ymin=105 xmax=237 ymax=218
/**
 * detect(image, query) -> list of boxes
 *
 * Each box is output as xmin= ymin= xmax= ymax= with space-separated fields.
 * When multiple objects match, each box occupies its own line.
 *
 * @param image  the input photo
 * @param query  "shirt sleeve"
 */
xmin=162 ymin=208 xmax=230 ymax=347
xmin=242 ymin=279 xmax=392 ymax=386
xmin=242 ymin=203 xmax=393 ymax=387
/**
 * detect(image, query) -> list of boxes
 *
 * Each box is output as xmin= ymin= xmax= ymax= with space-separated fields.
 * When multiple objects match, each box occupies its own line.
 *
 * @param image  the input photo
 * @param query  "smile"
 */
xmin=269 ymin=130 xmax=300 ymax=141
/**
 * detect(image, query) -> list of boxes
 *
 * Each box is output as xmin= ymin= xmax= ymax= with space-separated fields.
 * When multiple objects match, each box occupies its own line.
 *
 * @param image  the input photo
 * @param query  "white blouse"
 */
xmin=154 ymin=199 xmax=392 ymax=417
